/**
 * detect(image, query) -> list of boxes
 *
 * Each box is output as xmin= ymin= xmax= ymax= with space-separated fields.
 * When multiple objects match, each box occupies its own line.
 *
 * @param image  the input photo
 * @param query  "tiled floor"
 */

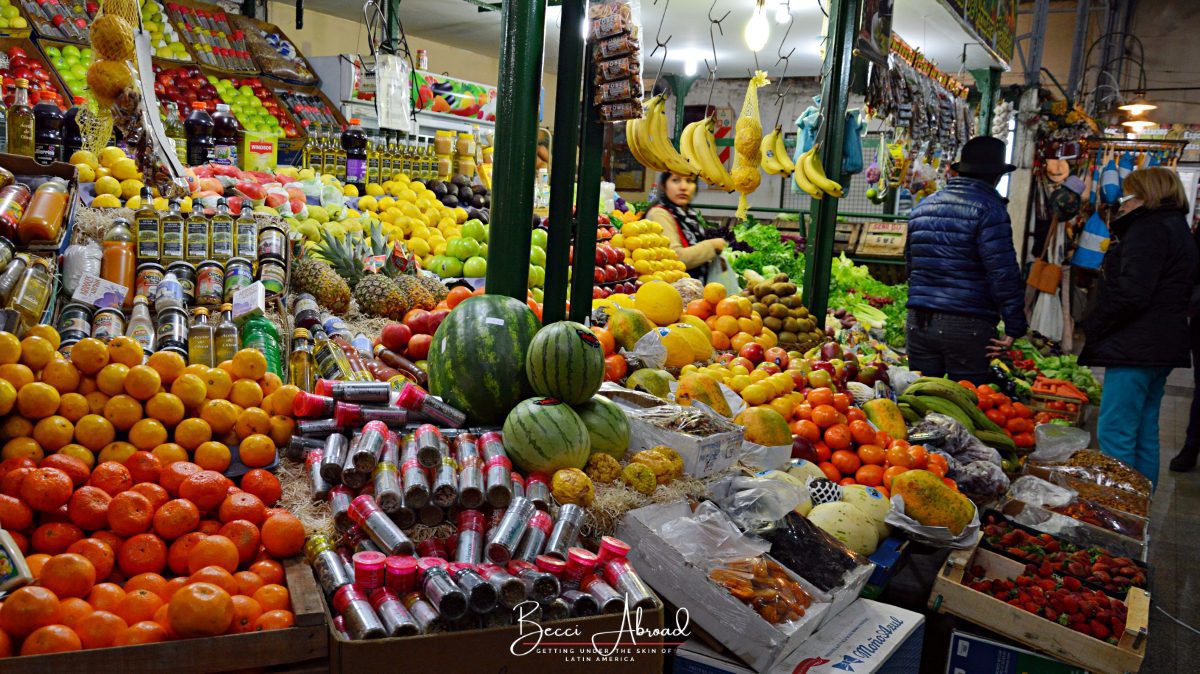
xmin=1095 ymin=367 xmax=1200 ymax=671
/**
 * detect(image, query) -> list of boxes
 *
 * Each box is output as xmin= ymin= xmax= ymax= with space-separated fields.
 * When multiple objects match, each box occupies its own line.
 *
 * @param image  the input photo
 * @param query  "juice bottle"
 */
xmin=63 ymin=96 xmax=84 ymax=158
xmin=289 ymin=327 xmax=317 ymax=392
xmin=100 ymin=217 xmax=136 ymax=310
xmin=6 ymin=257 xmax=52 ymax=332
xmin=185 ymin=101 xmax=215 ymax=166
xmin=187 ymin=307 xmax=214 ymax=366
xmin=165 ymin=102 xmax=187 ymax=167
xmin=209 ymin=197 xmax=234 ymax=261
xmin=185 ymin=206 xmax=210 ymax=263
xmin=161 ymin=198 xmax=185 ymax=262
xmin=33 ymin=96 xmax=64 ymax=165
xmin=214 ymin=302 xmax=239 ymax=363
xmin=7 ymin=78 xmax=34 ymax=158
xmin=134 ymin=187 xmax=159 ymax=261
xmin=211 ymin=103 xmax=241 ymax=166
xmin=126 ymin=294 xmax=156 ymax=355
xmin=0 ymin=78 xmax=8 ymax=154
xmin=241 ymin=314 xmax=282 ymax=376
xmin=17 ymin=178 xmax=68 ymax=244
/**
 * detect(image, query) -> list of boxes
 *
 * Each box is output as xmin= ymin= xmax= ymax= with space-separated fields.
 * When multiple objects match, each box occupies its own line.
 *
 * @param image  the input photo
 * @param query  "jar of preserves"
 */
xmin=166 ymin=261 xmax=196 ymax=306
xmin=258 ymin=257 xmax=286 ymax=297
xmin=135 ymin=263 xmax=164 ymax=300
xmin=196 ymin=260 xmax=225 ymax=306
xmin=155 ymin=306 xmax=188 ymax=353
xmin=224 ymin=256 xmax=253 ymax=302
xmin=258 ymin=225 xmax=287 ymax=261
xmin=92 ymin=308 xmax=125 ymax=342
xmin=55 ymin=302 xmax=93 ymax=342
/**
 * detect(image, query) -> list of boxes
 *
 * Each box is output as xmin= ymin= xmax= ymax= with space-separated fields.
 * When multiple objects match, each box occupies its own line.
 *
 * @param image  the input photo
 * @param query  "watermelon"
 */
xmin=574 ymin=395 xmax=631 ymax=460
xmin=502 ymin=397 xmax=591 ymax=474
xmin=526 ymin=321 xmax=605 ymax=405
xmin=427 ymin=295 xmax=541 ymax=425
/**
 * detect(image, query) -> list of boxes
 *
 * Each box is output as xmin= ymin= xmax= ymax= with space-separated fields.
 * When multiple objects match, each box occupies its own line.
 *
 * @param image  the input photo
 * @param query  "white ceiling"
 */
xmin=276 ymin=0 xmax=1004 ymax=83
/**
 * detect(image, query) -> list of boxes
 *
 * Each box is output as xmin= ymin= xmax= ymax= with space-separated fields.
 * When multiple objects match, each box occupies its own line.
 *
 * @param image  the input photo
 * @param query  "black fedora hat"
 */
xmin=951 ymin=136 xmax=1016 ymax=175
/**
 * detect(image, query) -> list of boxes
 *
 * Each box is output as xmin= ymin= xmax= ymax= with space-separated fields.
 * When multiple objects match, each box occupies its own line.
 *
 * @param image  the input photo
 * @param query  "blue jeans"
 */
xmin=1097 ymin=366 xmax=1172 ymax=488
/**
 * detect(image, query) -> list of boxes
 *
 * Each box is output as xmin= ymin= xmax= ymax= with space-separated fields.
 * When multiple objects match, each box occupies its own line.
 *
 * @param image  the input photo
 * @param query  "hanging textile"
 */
xmin=1100 ymin=157 xmax=1121 ymax=203
xmin=842 ymin=109 xmax=866 ymax=175
xmin=1117 ymin=151 xmax=1135 ymax=181
xmin=1070 ymin=211 xmax=1110 ymax=269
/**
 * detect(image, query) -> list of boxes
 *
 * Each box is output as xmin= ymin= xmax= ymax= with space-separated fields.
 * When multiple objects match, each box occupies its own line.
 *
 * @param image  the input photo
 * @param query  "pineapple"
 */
xmin=395 ymin=275 xmax=435 ymax=310
xmin=414 ymin=273 xmax=449 ymax=303
xmin=353 ymin=273 xmax=410 ymax=319
xmin=292 ymin=257 xmax=351 ymax=313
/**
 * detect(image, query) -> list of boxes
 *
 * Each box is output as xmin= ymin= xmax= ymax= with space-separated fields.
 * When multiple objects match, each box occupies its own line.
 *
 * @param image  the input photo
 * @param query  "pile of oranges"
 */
xmin=685 ymin=283 xmax=779 ymax=352
xmin=0 ymin=326 xmax=308 ymax=656
xmin=790 ymin=387 xmax=953 ymax=496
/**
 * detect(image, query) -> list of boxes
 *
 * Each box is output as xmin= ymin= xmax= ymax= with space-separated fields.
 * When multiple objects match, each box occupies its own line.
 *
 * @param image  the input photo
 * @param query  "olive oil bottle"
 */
xmin=234 ymin=207 xmax=257 ymax=261
xmin=134 ymin=187 xmax=160 ymax=261
xmin=209 ymin=198 xmax=234 ymax=262
xmin=7 ymin=79 xmax=34 ymax=158
xmin=161 ymin=199 xmax=185 ymax=262
xmin=185 ymin=207 xmax=210 ymax=263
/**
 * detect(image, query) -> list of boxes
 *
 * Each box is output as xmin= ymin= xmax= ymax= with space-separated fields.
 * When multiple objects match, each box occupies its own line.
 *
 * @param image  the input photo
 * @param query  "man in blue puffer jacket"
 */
xmin=904 ymin=136 xmax=1028 ymax=384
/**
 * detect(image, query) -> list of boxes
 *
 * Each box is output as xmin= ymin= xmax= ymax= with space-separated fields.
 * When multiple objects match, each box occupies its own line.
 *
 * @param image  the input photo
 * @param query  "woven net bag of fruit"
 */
xmin=731 ymin=70 xmax=769 ymax=218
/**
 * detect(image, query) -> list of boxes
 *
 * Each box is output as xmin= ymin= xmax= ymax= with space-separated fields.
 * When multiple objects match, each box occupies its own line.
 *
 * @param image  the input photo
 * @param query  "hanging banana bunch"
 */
xmin=792 ymin=143 xmax=844 ymax=199
xmin=731 ymin=70 xmax=770 ymax=218
xmin=624 ymin=93 xmax=699 ymax=177
xmin=681 ymin=116 xmax=734 ymax=191
xmin=760 ymin=126 xmax=794 ymax=178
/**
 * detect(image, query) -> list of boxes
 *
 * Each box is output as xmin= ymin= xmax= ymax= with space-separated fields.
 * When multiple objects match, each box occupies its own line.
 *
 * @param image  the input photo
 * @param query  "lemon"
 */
xmin=153 ymin=197 xmax=168 ymax=210
xmin=120 ymin=178 xmax=144 ymax=199
xmin=92 ymin=194 xmax=122 ymax=208
xmin=298 ymin=168 xmax=315 ymax=180
xmin=70 ymin=149 xmax=99 ymax=169
xmin=357 ymin=195 xmax=378 ymax=212
xmin=111 ymin=157 xmax=139 ymax=181
xmin=95 ymin=175 xmax=121 ymax=197
xmin=365 ymin=183 xmax=384 ymax=196
xmin=343 ymin=184 xmax=359 ymax=197
xmin=124 ymin=195 xmax=141 ymax=210
xmin=99 ymin=146 xmax=127 ymax=168
xmin=179 ymin=196 xmax=193 ymax=213
xmin=75 ymin=164 xmax=96 ymax=183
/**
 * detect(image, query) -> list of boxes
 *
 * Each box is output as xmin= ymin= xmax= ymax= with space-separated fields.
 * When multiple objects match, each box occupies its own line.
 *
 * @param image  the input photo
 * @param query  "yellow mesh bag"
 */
xmin=732 ymin=71 xmax=769 ymax=218
xmin=80 ymin=0 xmax=140 ymax=155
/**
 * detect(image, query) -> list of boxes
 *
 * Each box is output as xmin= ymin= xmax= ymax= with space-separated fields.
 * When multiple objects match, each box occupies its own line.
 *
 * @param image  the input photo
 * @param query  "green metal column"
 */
xmin=485 ymin=0 xmax=547 ymax=300
xmin=802 ymin=0 xmax=861 ymax=320
xmin=542 ymin=0 xmax=586 ymax=325
xmin=660 ymin=74 xmax=699 ymax=149
xmin=570 ymin=68 xmax=604 ymax=323
xmin=971 ymin=67 xmax=1003 ymax=134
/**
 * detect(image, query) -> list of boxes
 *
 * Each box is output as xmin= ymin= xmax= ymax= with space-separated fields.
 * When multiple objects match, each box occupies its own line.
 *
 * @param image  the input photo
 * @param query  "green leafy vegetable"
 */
xmin=728 ymin=218 xmax=805 ymax=284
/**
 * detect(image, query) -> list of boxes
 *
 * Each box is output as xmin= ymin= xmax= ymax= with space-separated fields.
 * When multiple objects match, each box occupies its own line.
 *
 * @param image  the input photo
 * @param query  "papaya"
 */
xmin=862 ymin=398 xmax=907 ymax=441
xmin=891 ymin=469 xmax=975 ymax=535
xmin=604 ymin=306 xmax=656 ymax=351
xmin=626 ymin=368 xmax=675 ymax=399
xmin=735 ymin=406 xmax=792 ymax=446
xmin=675 ymin=371 xmax=732 ymax=417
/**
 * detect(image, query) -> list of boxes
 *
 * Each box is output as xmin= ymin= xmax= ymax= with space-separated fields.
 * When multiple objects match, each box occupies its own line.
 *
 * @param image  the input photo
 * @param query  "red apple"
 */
xmin=427 ymin=309 xmax=450 ymax=334
xmin=730 ymin=356 xmax=755 ymax=371
xmin=407 ymin=334 xmax=432 ymax=360
xmin=717 ymin=353 xmax=736 ymax=365
xmin=788 ymin=370 xmax=808 ymax=389
xmin=764 ymin=347 xmax=789 ymax=369
xmin=604 ymin=265 xmax=619 ymax=282
xmin=738 ymin=342 xmax=765 ymax=364
xmin=380 ymin=322 xmax=412 ymax=352
xmin=404 ymin=309 xmax=431 ymax=335
xmin=756 ymin=362 xmax=781 ymax=375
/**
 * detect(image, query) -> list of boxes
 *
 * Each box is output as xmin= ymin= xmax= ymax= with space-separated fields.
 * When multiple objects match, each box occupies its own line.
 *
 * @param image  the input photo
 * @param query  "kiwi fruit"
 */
xmin=768 ymin=304 xmax=789 ymax=319
xmin=779 ymin=331 xmax=799 ymax=344
xmin=773 ymin=273 xmax=789 ymax=283
xmin=783 ymin=317 xmax=801 ymax=333
xmin=761 ymin=294 xmax=779 ymax=306
xmin=752 ymin=302 xmax=769 ymax=316
xmin=763 ymin=316 xmax=784 ymax=332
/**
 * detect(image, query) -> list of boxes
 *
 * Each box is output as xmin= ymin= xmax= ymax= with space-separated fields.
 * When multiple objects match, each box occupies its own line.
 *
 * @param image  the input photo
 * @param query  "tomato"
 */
xmin=957 ymin=380 xmax=977 ymax=393
xmin=838 ymin=477 xmax=857 ymax=487
xmin=1014 ymin=432 xmax=1035 ymax=448
xmin=977 ymin=384 xmax=995 ymax=396
xmin=888 ymin=439 xmax=910 ymax=452
xmin=1011 ymin=402 xmax=1033 ymax=418
xmin=1005 ymin=417 xmax=1027 ymax=433
xmin=874 ymin=485 xmax=889 ymax=499
xmin=848 ymin=420 xmax=876 ymax=445
xmin=831 ymin=393 xmax=851 ymax=413
xmin=824 ymin=424 xmax=853 ymax=451
xmin=925 ymin=461 xmax=946 ymax=478
xmin=814 ymin=441 xmax=832 ymax=462
xmin=977 ymin=395 xmax=995 ymax=411
xmin=603 ymin=354 xmax=628 ymax=381
xmin=908 ymin=444 xmax=928 ymax=469
xmin=874 ymin=431 xmax=893 ymax=447
xmin=942 ymin=477 xmax=959 ymax=491
xmin=794 ymin=403 xmax=813 ymax=421
xmin=591 ymin=327 xmax=616 ymax=356
xmin=855 ymin=464 xmax=884 ymax=487
xmin=927 ymin=453 xmax=949 ymax=476
xmin=812 ymin=405 xmax=841 ymax=429
xmin=846 ymin=407 xmax=866 ymax=423
xmin=882 ymin=465 xmax=908 ymax=489
xmin=857 ymin=444 xmax=886 ymax=466
xmin=885 ymin=445 xmax=914 ymax=468
xmin=985 ymin=409 xmax=1007 ymax=425
xmin=998 ymin=403 xmax=1016 ymax=419
xmin=791 ymin=420 xmax=821 ymax=443
xmin=831 ymin=449 xmax=861 ymax=476
xmin=818 ymin=461 xmax=841 ymax=482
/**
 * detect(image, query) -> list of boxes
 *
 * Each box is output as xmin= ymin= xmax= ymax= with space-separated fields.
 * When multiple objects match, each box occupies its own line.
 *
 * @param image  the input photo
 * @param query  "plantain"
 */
xmin=914 ymin=395 xmax=976 ymax=431
xmin=974 ymin=429 xmax=1018 ymax=453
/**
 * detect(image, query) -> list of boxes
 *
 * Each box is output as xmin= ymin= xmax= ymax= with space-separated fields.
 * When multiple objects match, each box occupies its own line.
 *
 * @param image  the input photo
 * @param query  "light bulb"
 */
xmin=684 ymin=58 xmax=698 ymax=76
xmin=744 ymin=4 xmax=770 ymax=52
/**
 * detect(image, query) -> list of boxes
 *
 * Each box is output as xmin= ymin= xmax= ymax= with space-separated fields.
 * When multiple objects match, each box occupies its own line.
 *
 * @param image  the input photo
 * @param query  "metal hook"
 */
xmin=647 ymin=0 xmax=673 ymax=85
xmin=702 ymin=0 xmax=729 ymax=115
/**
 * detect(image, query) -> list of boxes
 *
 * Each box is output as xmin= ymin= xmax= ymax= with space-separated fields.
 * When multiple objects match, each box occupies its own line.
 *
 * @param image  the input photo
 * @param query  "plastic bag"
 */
xmin=954 ymin=461 xmax=1010 ymax=501
xmin=911 ymin=414 xmax=1002 ymax=465
xmin=624 ymin=328 xmax=667 ymax=369
xmin=708 ymin=475 xmax=809 ymax=531
xmin=1031 ymin=424 xmax=1091 ymax=463
xmin=1008 ymin=475 xmax=1076 ymax=508
xmin=739 ymin=442 xmax=792 ymax=472
xmin=765 ymin=511 xmax=868 ymax=592
xmin=658 ymin=500 xmax=769 ymax=567
xmin=885 ymin=495 xmax=980 ymax=549
xmin=61 ymin=242 xmax=101 ymax=294
xmin=705 ymin=250 xmax=741 ymax=297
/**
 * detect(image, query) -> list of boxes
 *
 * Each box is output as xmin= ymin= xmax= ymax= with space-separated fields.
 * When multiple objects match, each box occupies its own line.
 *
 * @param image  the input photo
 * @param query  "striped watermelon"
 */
xmin=574 ymin=395 xmax=631 ymax=460
xmin=502 ymin=397 xmax=591 ymax=474
xmin=526 ymin=321 xmax=605 ymax=405
xmin=427 ymin=295 xmax=541 ymax=426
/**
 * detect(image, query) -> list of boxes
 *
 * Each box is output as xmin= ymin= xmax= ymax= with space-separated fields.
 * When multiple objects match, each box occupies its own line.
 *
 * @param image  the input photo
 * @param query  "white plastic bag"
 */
xmin=1031 ymin=291 xmax=1064 ymax=342
xmin=1031 ymin=424 xmax=1091 ymax=463
xmin=658 ymin=500 xmax=770 ymax=566
xmin=61 ymin=242 xmax=101 ymax=294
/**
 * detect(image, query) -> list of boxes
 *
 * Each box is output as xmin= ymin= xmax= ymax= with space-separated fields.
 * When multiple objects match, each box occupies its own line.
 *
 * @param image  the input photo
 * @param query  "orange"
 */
xmin=857 ymin=444 xmax=886 ymax=466
xmin=0 ymin=331 xmax=18 ymax=364
xmin=187 ymin=534 xmax=240 ymax=573
xmin=58 ymin=443 xmax=95 ymax=469
xmin=76 ymin=609 xmax=128 ymax=649
xmin=87 ymin=583 xmax=127 ymax=612
xmin=67 ymin=485 xmax=112 ymax=530
xmin=18 ymin=335 xmax=52 ymax=370
xmin=17 ymin=381 xmax=61 ymax=419
xmin=882 ymin=465 xmax=908 ymax=490
xmin=106 ymin=335 xmax=144 ymax=367
xmin=1 ymin=436 xmax=41 ymax=462
xmin=117 ymin=533 xmax=168 ymax=576
xmin=74 ymin=413 xmax=116 ymax=451
xmin=24 ymin=553 xmax=49 ymax=577
xmin=217 ymin=360 xmax=235 ymax=376
xmin=200 ymin=398 xmax=238 ymax=434
xmin=0 ymin=585 xmax=61 ymax=639
xmin=811 ymin=404 xmax=840 ymax=429
xmin=830 ymin=449 xmax=861 ymax=476
xmin=231 ymin=349 xmax=267 ymax=380
xmin=20 ymin=624 xmax=82 ymax=655
xmin=23 ymin=325 xmax=59 ymax=352
xmin=126 ymin=418 xmax=167 ymax=452
xmin=729 ymin=332 xmax=756 ymax=353
xmin=67 ymin=537 xmax=115 ymax=580
xmin=42 ymin=357 xmax=81 ymax=393
xmin=125 ymin=450 xmax=163 ymax=484
xmin=145 ymin=392 xmax=185 ymax=426
xmin=239 ymin=433 xmax=276 ymax=468
xmin=853 ymin=464 xmax=884 ymax=488
xmin=40 ymin=552 xmax=97 ymax=598
xmin=254 ymin=609 xmax=293 ymax=631
xmin=252 ymin=584 xmax=290 ymax=612
xmin=261 ymin=512 xmax=305 ymax=558
xmin=182 ymin=363 xmax=210 ymax=379
xmin=0 ymin=363 xmax=35 ymax=389
xmin=702 ymin=282 xmax=726 ymax=304
xmin=0 ymin=378 xmax=16 ymax=416
xmin=83 ymin=391 xmax=110 ymax=414
xmin=95 ymin=363 xmax=130 ymax=396
xmin=713 ymin=315 xmax=740 ymax=337
xmin=102 ymin=394 xmax=143 ymax=432
xmin=193 ymin=440 xmax=232 ymax=472
xmin=89 ymin=460 xmax=133 ymax=495
xmin=234 ymin=570 xmax=265 ymax=597
xmin=169 ymin=582 xmax=234 ymax=637
xmin=170 ymin=373 xmax=207 ymax=408
xmin=0 ymin=462 xmax=33 ymax=495
xmin=125 ymin=572 xmax=169 ymax=601
xmin=259 ymin=373 xmax=281 ymax=394
xmin=98 ymin=441 xmax=138 ymax=465
xmin=218 ymin=490 xmax=266 ymax=525
xmin=174 ymin=418 xmax=212 ymax=451
xmin=151 ymin=442 xmax=188 ymax=466
xmin=20 ymin=466 xmax=73 ymax=512
xmin=123 ymin=365 xmax=161 ymax=401
xmin=267 ymin=415 xmax=295 ymax=447
xmin=130 ymin=482 xmax=169 ymax=511
xmin=1 ymin=413 xmax=34 ymax=441
xmin=228 ymin=379 xmax=263 ymax=408
xmin=154 ymin=498 xmax=201 ymax=540
xmin=235 ymin=407 xmax=271 ymax=439
xmin=228 ymin=594 xmax=263 ymax=634
xmin=115 ymin=620 xmax=169 ymax=645
xmin=824 ymin=424 xmax=853 ymax=451
xmin=77 ymin=376 xmax=97 ymax=395
xmin=178 ymin=470 xmax=230 ymax=511
xmin=31 ymin=521 xmax=85 ymax=554
xmin=146 ymin=350 xmax=186 ymax=384
xmin=107 ymin=490 xmax=155 ymax=537
xmin=197 ymin=519 xmax=224 ymax=535
xmin=267 ymin=385 xmax=300 ymax=417
xmin=203 ymin=367 xmax=233 ymax=400
xmin=248 ymin=559 xmax=284 ymax=586
xmin=189 ymin=565 xmax=240 ymax=595
xmin=0 ymin=492 xmax=33 ymax=530
xmin=163 ymin=576 xmax=187 ymax=600
xmin=219 ymin=519 xmax=261 ymax=565
xmin=168 ymin=532 xmax=207 ymax=576
xmin=57 ymin=392 xmax=90 ymax=421
xmin=116 ymin=587 xmax=164 ymax=626
xmin=240 ymin=469 xmax=282 ymax=506
xmin=57 ymin=597 xmax=93 ymax=628
xmin=714 ymin=298 xmax=740 ymax=317
xmin=160 ymin=461 xmax=202 ymax=496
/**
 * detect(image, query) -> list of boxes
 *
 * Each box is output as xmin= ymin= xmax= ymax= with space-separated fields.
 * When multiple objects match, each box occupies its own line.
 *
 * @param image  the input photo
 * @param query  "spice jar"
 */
xmin=369 ymin=588 xmax=419 ymax=637
xmin=348 ymin=494 xmax=414 ymax=555
xmin=332 ymin=585 xmax=386 ymax=640
xmin=385 ymin=555 xmax=418 ymax=595
xmin=306 ymin=534 xmax=352 ymax=598
xmin=513 ymin=510 xmax=553 ymax=563
xmin=418 ymin=558 xmax=468 ymax=621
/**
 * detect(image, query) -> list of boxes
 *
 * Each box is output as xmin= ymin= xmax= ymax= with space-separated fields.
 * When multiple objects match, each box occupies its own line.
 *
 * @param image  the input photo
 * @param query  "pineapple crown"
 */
xmin=315 ymin=219 xmax=414 ymax=286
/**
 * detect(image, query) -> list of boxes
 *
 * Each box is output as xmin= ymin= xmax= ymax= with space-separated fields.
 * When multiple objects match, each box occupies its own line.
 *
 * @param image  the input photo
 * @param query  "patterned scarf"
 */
xmin=656 ymin=196 xmax=703 ymax=246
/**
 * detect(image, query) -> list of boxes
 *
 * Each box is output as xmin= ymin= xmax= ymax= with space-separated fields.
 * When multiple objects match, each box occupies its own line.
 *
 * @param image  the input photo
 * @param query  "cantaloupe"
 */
xmin=807 ymin=502 xmax=879 ymax=555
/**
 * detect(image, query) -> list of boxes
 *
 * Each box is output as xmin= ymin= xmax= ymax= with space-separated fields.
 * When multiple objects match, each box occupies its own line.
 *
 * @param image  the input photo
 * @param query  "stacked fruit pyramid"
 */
xmin=0 ymin=328 xmax=306 ymax=656
xmin=610 ymin=220 xmax=688 ymax=284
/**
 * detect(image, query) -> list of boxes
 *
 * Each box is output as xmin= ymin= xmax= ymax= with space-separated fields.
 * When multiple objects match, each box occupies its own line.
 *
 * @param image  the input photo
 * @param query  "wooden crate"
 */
xmin=854 ymin=221 xmax=908 ymax=258
xmin=929 ymin=545 xmax=1148 ymax=674
xmin=1029 ymin=391 xmax=1086 ymax=426
xmin=0 ymin=556 xmax=328 ymax=673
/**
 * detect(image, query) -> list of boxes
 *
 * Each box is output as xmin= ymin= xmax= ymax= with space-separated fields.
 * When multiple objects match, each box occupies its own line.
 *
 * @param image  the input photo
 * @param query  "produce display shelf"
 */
xmin=162 ymin=0 xmax=260 ymax=76
xmin=2 ymin=36 xmax=74 ymax=107
xmin=228 ymin=13 xmax=319 ymax=87
xmin=13 ymin=0 xmax=73 ymax=42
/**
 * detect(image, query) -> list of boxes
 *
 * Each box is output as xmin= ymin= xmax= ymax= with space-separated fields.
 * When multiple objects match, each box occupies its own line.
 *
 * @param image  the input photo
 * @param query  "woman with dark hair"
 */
xmin=644 ymin=172 xmax=725 ymax=278
xmin=1082 ymin=166 xmax=1199 ymax=488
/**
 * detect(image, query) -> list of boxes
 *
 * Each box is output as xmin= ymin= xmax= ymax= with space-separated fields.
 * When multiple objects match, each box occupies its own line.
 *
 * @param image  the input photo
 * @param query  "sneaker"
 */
xmin=1169 ymin=446 xmax=1199 ymax=472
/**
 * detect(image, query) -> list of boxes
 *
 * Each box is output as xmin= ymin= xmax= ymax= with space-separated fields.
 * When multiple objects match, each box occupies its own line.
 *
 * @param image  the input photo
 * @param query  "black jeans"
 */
xmin=905 ymin=309 xmax=996 ymax=385
xmin=1185 ymin=342 xmax=1200 ymax=450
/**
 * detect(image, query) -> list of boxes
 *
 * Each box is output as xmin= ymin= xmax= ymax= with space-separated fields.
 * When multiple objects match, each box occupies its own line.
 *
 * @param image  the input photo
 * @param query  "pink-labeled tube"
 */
xmin=384 ymin=555 xmax=418 ymax=594
xmin=348 ymin=494 xmax=413 ymax=555
xmin=525 ymin=472 xmax=551 ymax=511
xmin=329 ymin=485 xmax=355 ymax=533
xmin=513 ymin=510 xmax=553 ymax=563
xmin=332 ymin=585 xmax=386 ymax=640
xmin=293 ymin=390 xmax=336 ymax=418
xmin=455 ymin=510 xmax=486 ymax=565
xmin=596 ymin=536 xmax=632 ymax=564
xmin=603 ymin=558 xmax=657 ymax=610
xmin=369 ymin=588 xmax=419 ymax=636
xmin=396 ymin=382 xmax=467 ymax=428
xmin=535 ymin=554 xmax=567 ymax=579
xmin=352 ymin=550 xmax=386 ymax=591
xmin=334 ymin=402 xmax=410 ymax=428
xmin=563 ymin=547 xmax=598 ymax=591
xmin=485 ymin=455 xmax=512 ymax=508
xmin=316 ymin=378 xmax=391 ymax=402
xmin=413 ymin=424 xmax=444 ymax=468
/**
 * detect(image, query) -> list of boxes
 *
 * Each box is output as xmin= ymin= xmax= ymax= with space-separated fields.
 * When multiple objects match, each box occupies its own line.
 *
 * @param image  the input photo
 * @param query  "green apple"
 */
xmin=63 ymin=44 xmax=80 ymax=58
xmin=461 ymin=219 xmax=486 ymax=241
xmin=529 ymin=246 xmax=546 ymax=266
xmin=478 ymin=243 xmax=488 ymax=257
xmin=530 ymin=287 xmax=543 ymax=303
xmin=435 ymin=256 xmax=464 ymax=278
xmin=457 ymin=238 xmax=480 ymax=260
xmin=530 ymin=228 xmax=548 ymax=248
xmin=463 ymin=256 xmax=487 ymax=277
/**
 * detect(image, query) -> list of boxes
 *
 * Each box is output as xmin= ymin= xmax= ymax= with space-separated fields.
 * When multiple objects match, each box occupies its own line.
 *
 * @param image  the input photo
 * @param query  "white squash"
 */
xmin=807 ymin=502 xmax=879 ymax=555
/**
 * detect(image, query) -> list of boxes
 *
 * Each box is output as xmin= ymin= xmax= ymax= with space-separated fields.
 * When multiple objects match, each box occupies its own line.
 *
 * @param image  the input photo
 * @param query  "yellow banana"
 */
xmin=774 ymin=131 xmax=795 ymax=174
xmin=643 ymin=94 xmax=700 ymax=176
xmin=803 ymin=145 xmax=844 ymax=197
xmin=760 ymin=127 xmax=787 ymax=176
xmin=792 ymin=148 xmax=823 ymax=199
xmin=626 ymin=100 xmax=667 ymax=172
xmin=680 ymin=119 xmax=705 ymax=173
xmin=691 ymin=117 xmax=734 ymax=191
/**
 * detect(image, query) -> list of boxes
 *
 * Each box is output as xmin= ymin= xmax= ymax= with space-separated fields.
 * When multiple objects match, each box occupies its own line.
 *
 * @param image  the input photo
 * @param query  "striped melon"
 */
xmin=427 ymin=295 xmax=541 ymax=426
xmin=502 ymin=397 xmax=591 ymax=474
xmin=526 ymin=321 xmax=605 ymax=405
xmin=574 ymin=395 xmax=631 ymax=461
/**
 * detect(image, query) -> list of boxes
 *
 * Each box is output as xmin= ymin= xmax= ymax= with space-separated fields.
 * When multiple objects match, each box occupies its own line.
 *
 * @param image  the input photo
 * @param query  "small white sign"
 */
xmin=72 ymin=274 xmax=128 ymax=309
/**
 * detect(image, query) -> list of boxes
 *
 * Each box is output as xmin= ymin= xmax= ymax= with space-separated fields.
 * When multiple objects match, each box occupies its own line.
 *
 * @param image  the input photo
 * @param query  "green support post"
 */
xmin=971 ymin=67 xmax=1003 ymax=134
xmin=386 ymin=0 xmax=399 ymax=50
xmin=485 ymin=0 xmax=547 ymax=300
xmin=570 ymin=70 xmax=604 ymax=323
xmin=542 ymin=0 xmax=586 ymax=325
xmin=660 ymin=74 xmax=699 ymax=149
xmin=802 ymin=0 xmax=861 ymax=320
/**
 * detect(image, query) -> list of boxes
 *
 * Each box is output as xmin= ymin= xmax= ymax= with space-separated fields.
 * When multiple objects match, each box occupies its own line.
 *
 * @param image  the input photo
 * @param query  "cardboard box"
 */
xmin=946 ymin=631 xmax=1088 ymax=674
xmin=240 ymin=131 xmax=279 ymax=171
xmin=673 ymin=598 xmax=925 ymax=674
xmin=617 ymin=501 xmax=837 ymax=672
xmin=600 ymin=387 xmax=744 ymax=479
xmin=861 ymin=535 xmax=909 ymax=599
xmin=929 ymin=545 xmax=1148 ymax=674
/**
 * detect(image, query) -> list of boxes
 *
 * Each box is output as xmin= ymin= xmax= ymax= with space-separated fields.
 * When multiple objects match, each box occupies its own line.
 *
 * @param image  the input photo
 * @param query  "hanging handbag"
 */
xmin=1027 ymin=217 xmax=1063 ymax=293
